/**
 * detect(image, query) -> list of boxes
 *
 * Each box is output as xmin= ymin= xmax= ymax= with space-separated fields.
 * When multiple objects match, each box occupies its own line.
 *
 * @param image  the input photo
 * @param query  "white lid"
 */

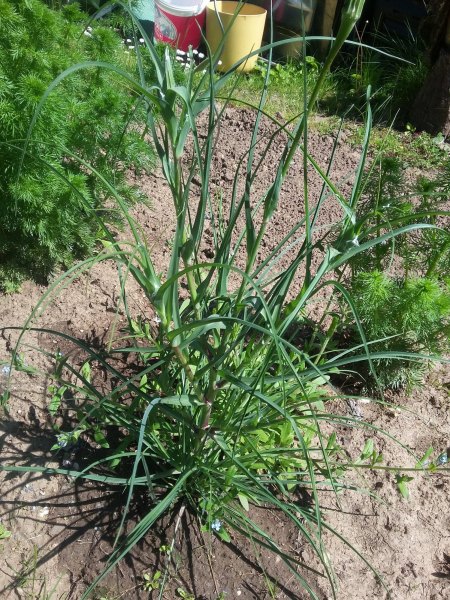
xmin=156 ymin=0 xmax=208 ymax=14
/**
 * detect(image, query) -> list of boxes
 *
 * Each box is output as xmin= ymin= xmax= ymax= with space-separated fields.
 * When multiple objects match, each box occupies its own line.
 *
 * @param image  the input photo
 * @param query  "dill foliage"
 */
xmin=344 ymin=156 xmax=450 ymax=390
xmin=350 ymin=271 xmax=450 ymax=390
xmin=0 ymin=0 xmax=153 ymax=291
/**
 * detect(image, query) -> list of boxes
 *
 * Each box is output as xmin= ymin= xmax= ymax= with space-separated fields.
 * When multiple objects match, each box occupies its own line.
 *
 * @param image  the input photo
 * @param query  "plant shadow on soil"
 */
xmin=0 ymin=409 xmax=321 ymax=600
xmin=1 ymin=311 xmax=330 ymax=599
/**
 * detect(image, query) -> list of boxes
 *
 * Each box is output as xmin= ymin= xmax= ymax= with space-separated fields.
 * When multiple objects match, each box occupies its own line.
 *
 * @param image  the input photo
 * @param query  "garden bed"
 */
xmin=0 ymin=107 xmax=449 ymax=600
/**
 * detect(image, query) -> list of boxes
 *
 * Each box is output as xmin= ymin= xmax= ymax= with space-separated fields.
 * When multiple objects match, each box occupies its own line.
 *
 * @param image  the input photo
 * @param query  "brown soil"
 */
xmin=0 ymin=107 xmax=449 ymax=600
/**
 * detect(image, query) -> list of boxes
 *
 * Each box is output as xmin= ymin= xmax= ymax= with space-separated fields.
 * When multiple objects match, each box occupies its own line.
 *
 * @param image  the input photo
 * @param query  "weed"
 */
xmin=6 ymin=545 xmax=65 ymax=600
xmin=325 ymin=21 xmax=427 ymax=126
xmin=142 ymin=570 xmax=162 ymax=591
xmin=218 ymin=55 xmax=334 ymax=121
xmin=348 ymin=124 xmax=447 ymax=170
xmin=176 ymin=587 xmax=195 ymax=600
xmin=395 ymin=473 xmax=414 ymax=499
xmin=0 ymin=523 xmax=11 ymax=540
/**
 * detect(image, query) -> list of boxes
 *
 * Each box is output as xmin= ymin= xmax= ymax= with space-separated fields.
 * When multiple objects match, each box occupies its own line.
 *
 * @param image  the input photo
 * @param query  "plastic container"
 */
xmin=131 ymin=0 xmax=155 ymax=39
xmin=154 ymin=0 xmax=208 ymax=51
xmin=206 ymin=1 xmax=267 ymax=72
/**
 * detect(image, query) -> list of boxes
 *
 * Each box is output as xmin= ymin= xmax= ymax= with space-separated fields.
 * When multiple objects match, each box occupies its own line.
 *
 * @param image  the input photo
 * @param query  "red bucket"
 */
xmin=154 ymin=0 xmax=208 ymax=51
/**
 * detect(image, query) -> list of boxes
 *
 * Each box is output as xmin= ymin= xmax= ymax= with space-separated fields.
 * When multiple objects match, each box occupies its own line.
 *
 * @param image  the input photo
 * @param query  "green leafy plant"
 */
xmin=339 ymin=155 xmax=450 ymax=390
xmin=0 ymin=0 xmax=153 ymax=291
xmin=2 ymin=0 xmax=447 ymax=598
xmin=176 ymin=587 xmax=195 ymax=600
xmin=6 ymin=544 xmax=65 ymax=600
xmin=345 ymin=271 xmax=450 ymax=390
xmin=0 ymin=523 xmax=11 ymax=540
xmin=395 ymin=473 xmax=414 ymax=499
xmin=142 ymin=570 xmax=162 ymax=591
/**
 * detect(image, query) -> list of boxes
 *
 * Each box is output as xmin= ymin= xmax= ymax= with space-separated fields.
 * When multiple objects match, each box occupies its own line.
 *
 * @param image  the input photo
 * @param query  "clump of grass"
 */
xmin=347 ymin=124 xmax=448 ymax=170
xmin=323 ymin=22 xmax=428 ymax=126
xmin=1 ymin=1 xmax=448 ymax=597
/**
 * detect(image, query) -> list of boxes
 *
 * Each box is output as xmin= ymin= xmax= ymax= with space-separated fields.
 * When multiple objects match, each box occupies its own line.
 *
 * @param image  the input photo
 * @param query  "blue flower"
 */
xmin=211 ymin=519 xmax=222 ymax=532
xmin=437 ymin=452 xmax=448 ymax=466
xmin=56 ymin=434 xmax=68 ymax=449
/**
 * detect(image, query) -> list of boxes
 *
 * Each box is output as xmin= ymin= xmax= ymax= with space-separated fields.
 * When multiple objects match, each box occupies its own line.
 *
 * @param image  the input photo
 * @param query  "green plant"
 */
xmin=325 ymin=21 xmax=428 ymax=125
xmin=142 ymin=570 xmax=162 ymax=591
xmin=348 ymin=125 xmax=447 ymax=170
xmin=395 ymin=473 xmax=414 ymax=499
xmin=176 ymin=587 xmax=195 ymax=600
xmin=338 ymin=154 xmax=450 ymax=390
xmin=344 ymin=271 xmax=450 ymax=390
xmin=218 ymin=53 xmax=335 ymax=121
xmin=0 ymin=523 xmax=11 ymax=540
xmin=2 ymin=0 xmax=447 ymax=598
xmin=5 ymin=544 xmax=64 ymax=600
xmin=0 ymin=0 xmax=153 ymax=291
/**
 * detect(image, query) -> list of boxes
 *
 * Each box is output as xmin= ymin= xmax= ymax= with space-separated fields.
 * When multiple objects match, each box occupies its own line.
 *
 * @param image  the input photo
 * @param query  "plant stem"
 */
xmin=171 ymin=344 xmax=201 ymax=397
xmin=342 ymin=463 xmax=448 ymax=473
xmin=240 ymin=0 xmax=366 ymax=282
xmin=283 ymin=0 xmax=366 ymax=174
xmin=170 ymin=343 xmax=215 ymax=430
xmin=426 ymin=238 xmax=450 ymax=278
xmin=314 ymin=315 xmax=340 ymax=365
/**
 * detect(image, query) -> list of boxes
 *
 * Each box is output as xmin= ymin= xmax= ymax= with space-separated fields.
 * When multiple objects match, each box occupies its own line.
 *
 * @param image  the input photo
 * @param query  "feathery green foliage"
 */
xmin=0 ymin=0 xmax=153 ymax=291
xmin=346 ymin=271 xmax=450 ymax=389
xmin=341 ymin=155 xmax=450 ymax=389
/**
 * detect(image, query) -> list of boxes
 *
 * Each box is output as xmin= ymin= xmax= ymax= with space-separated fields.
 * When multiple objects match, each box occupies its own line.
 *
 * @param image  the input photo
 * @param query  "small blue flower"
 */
xmin=437 ymin=452 xmax=448 ymax=466
xmin=1 ymin=365 xmax=11 ymax=376
xmin=56 ymin=434 xmax=68 ymax=449
xmin=211 ymin=519 xmax=222 ymax=532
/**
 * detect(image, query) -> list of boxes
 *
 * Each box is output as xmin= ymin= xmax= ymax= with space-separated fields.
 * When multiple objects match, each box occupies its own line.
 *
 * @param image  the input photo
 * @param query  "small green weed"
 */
xmin=0 ymin=523 xmax=11 ymax=540
xmin=348 ymin=124 xmax=447 ymax=170
xmin=176 ymin=588 xmax=195 ymax=600
xmin=142 ymin=570 xmax=162 ymax=591
xmin=7 ymin=544 xmax=64 ymax=600
xmin=395 ymin=473 xmax=415 ymax=499
xmin=395 ymin=448 xmax=449 ymax=499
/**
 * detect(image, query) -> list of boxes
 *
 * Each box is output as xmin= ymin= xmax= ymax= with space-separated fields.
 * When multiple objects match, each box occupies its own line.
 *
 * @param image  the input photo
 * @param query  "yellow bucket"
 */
xmin=206 ymin=1 xmax=267 ymax=72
